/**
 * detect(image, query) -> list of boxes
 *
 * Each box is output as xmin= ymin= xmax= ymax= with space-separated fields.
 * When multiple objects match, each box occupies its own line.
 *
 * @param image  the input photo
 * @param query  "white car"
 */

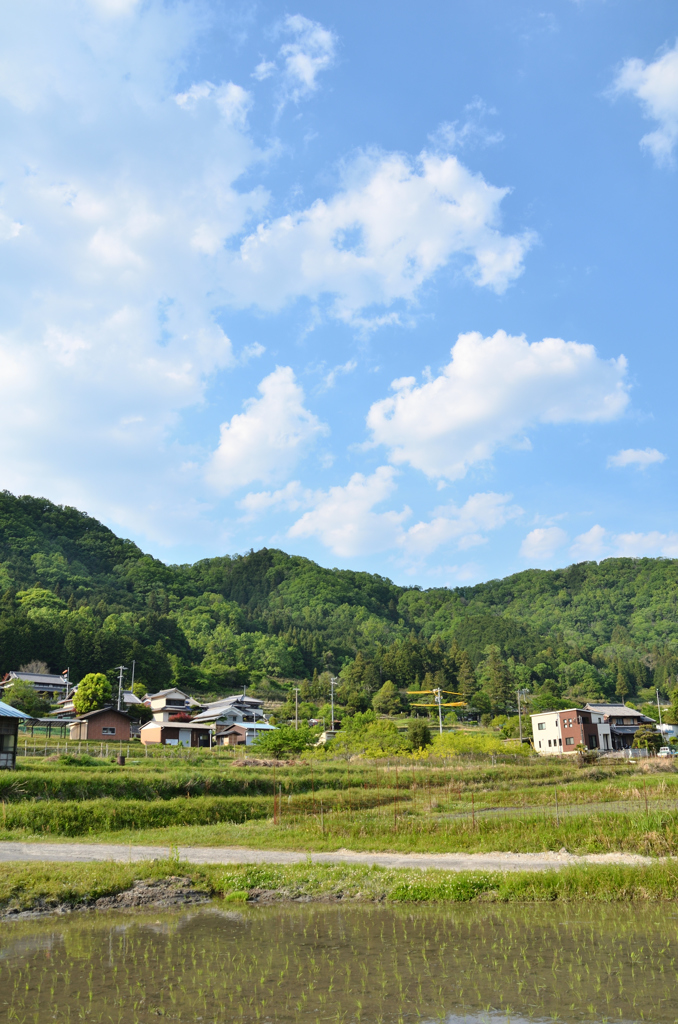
xmin=658 ymin=746 xmax=676 ymax=757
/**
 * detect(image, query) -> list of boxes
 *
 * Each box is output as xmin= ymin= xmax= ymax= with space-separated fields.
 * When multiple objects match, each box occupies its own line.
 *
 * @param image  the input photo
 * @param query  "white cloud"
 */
xmin=0 ymin=0 xmax=278 ymax=542
xmin=612 ymin=42 xmax=678 ymax=165
xmin=320 ymin=359 xmax=357 ymax=391
xmin=402 ymin=492 xmax=522 ymax=556
xmin=570 ymin=524 xmax=607 ymax=561
xmin=520 ymin=527 xmax=568 ymax=561
xmin=288 ymin=466 xmax=409 ymax=557
xmin=286 ymin=476 xmax=520 ymax=559
xmin=430 ymin=100 xmax=504 ymax=151
xmin=238 ymin=480 xmax=311 ymax=521
xmin=607 ymin=447 xmax=666 ymax=469
xmin=614 ymin=531 xmax=678 ymax=558
xmin=252 ymin=60 xmax=276 ymax=82
xmin=176 ymin=81 xmax=253 ymax=127
xmin=569 ymin=523 xmax=678 ymax=561
xmin=206 ymin=367 xmax=328 ymax=494
xmin=278 ymin=14 xmax=337 ymax=104
xmin=226 ymin=153 xmax=534 ymax=323
xmin=367 ymin=330 xmax=629 ymax=480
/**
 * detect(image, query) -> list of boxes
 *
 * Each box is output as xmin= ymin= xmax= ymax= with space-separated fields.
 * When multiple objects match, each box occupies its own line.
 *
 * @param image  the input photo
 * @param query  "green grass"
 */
xmin=4 ymin=751 xmax=678 ymax=855
xmin=3 ymin=858 xmax=678 ymax=915
xmin=4 ymin=797 xmax=678 ymax=854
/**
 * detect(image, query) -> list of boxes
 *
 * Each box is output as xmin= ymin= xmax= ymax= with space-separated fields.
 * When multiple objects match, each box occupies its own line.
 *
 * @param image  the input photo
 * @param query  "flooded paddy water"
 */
xmin=1 ymin=902 xmax=677 ymax=1024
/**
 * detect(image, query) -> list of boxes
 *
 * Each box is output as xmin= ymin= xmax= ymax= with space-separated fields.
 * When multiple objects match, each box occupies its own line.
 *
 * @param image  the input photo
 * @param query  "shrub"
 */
xmin=408 ymin=720 xmax=432 ymax=751
xmin=632 ymin=724 xmax=662 ymax=752
xmin=431 ymin=731 xmax=530 ymax=757
xmin=252 ymin=724 xmax=317 ymax=757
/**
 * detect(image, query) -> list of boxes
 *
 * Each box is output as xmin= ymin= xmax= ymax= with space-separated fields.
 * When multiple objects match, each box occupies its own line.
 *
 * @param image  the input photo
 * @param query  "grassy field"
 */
xmin=4 ymin=857 xmax=678 ymax=915
xmin=2 ymin=750 xmax=678 ymax=854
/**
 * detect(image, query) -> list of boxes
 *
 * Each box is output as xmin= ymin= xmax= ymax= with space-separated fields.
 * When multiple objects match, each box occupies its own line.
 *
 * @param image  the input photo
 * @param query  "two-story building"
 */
xmin=191 ymin=693 xmax=277 ymax=746
xmin=531 ymin=707 xmax=612 ymax=755
xmin=582 ymin=703 xmax=656 ymax=750
xmin=139 ymin=688 xmax=212 ymax=747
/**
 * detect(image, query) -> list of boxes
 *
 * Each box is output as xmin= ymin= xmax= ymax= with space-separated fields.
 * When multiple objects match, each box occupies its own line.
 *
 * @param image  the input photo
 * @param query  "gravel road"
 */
xmin=0 ymin=841 xmax=656 ymax=872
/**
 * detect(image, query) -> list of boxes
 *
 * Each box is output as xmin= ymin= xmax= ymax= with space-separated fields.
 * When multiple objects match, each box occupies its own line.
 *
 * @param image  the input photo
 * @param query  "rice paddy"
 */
xmin=2 ymin=900 xmax=678 ymax=1023
xmin=4 ymin=751 xmax=678 ymax=854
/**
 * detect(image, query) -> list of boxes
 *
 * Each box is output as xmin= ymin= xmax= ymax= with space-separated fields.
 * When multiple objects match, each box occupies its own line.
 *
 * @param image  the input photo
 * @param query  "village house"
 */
xmin=1 ymin=670 xmax=70 ymax=701
xmin=531 ymin=707 xmax=612 ymax=754
xmin=582 ymin=703 xmax=656 ymax=750
xmin=139 ymin=687 xmax=211 ymax=747
xmin=50 ymin=689 xmax=142 ymax=719
xmin=0 ymin=699 xmax=27 ymax=769
xmin=190 ymin=692 xmax=277 ymax=747
xmin=69 ymin=707 xmax=131 ymax=742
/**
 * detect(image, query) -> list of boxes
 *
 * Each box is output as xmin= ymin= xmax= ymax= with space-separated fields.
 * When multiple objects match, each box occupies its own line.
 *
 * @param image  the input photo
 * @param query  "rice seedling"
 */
xmin=2 ymin=900 xmax=676 ymax=1023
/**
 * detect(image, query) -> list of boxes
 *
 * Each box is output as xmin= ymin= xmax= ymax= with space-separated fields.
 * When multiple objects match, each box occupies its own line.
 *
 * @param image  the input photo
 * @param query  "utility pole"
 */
xmin=657 ymin=688 xmax=665 ymax=744
xmin=115 ymin=665 xmax=128 ymax=712
xmin=517 ymin=688 xmax=523 ymax=743
xmin=64 ymin=668 xmax=70 ymax=701
xmin=434 ymin=688 xmax=443 ymax=735
xmin=294 ymin=686 xmax=300 ymax=731
xmin=330 ymin=676 xmax=337 ymax=733
xmin=130 ymin=660 xmax=135 ymax=692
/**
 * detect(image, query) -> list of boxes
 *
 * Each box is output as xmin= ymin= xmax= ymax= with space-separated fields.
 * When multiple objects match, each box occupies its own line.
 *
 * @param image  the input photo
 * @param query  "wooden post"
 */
xmin=311 ymin=763 xmax=315 ymax=814
xmin=273 ymin=765 xmax=277 ymax=824
xmin=472 ymin=791 xmax=475 ymax=830
xmin=320 ymin=799 xmax=324 ymax=835
xmin=555 ymin=787 xmax=559 ymax=826
xmin=644 ymin=782 xmax=649 ymax=815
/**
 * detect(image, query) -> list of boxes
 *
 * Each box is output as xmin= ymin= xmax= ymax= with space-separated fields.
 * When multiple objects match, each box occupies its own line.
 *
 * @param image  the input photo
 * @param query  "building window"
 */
xmin=537 ymin=722 xmax=546 ymax=731
xmin=102 ymin=727 xmax=116 ymax=735
xmin=558 ymin=738 xmax=562 ymax=746
xmin=539 ymin=741 xmax=542 ymax=748
xmin=565 ymin=737 xmax=574 ymax=745
xmin=548 ymin=739 xmax=551 ymax=747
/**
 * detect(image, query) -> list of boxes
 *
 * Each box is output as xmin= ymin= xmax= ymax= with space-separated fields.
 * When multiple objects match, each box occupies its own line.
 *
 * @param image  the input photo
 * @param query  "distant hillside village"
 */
xmin=1 ymin=660 xmax=677 ymax=771
xmin=2 ymin=493 xmax=678 ymax=769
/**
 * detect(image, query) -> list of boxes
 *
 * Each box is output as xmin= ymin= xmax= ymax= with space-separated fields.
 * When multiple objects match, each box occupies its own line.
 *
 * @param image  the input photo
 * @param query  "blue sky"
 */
xmin=2 ymin=0 xmax=678 ymax=585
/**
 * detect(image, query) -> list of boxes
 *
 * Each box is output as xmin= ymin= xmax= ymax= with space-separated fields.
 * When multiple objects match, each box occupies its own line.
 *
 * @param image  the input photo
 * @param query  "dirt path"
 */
xmin=0 ymin=841 xmax=657 ymax=872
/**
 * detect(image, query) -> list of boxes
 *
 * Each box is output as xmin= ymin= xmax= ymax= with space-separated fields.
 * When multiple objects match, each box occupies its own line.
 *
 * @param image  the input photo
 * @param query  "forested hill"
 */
xmin=1 ymin=490 xmax=678 ymax=708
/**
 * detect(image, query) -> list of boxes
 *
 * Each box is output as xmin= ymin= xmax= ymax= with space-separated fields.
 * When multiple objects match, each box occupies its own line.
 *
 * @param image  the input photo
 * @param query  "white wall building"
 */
xmin=531 ymin=707 xmax=611 ymax=755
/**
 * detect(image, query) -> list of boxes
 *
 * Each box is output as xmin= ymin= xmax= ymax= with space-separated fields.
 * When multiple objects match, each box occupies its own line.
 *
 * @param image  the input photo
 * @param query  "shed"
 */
xmin=69 ymin=708 xmax=131 ymax=742
xmin=0 ymin=700 xmax=27 ymax=769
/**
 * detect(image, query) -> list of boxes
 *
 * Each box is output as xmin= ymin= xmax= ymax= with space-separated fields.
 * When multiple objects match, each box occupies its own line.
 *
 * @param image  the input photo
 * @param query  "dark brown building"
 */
xmin=69 ymin=707 xmax=131 ymax=742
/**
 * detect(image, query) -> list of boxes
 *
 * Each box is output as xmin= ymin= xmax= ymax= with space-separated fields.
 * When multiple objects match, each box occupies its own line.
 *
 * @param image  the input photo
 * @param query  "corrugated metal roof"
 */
xmin=0 ymin=700 xmax=29 ymax=719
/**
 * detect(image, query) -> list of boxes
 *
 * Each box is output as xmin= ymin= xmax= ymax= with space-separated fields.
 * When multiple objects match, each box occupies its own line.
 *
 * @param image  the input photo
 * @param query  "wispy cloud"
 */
xmin=607 ymin=447 xmax=666 ymax=469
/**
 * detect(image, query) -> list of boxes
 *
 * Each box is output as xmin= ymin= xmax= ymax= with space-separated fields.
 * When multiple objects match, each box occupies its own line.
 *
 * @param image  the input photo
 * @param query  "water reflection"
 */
xmin=1 ymin=902 xmax=675 ymax=1023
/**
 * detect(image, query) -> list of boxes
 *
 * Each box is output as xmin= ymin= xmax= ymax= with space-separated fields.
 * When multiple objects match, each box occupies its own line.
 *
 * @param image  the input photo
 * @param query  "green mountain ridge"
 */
xmin=0 ymin=491 xmax=677 ymax=712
